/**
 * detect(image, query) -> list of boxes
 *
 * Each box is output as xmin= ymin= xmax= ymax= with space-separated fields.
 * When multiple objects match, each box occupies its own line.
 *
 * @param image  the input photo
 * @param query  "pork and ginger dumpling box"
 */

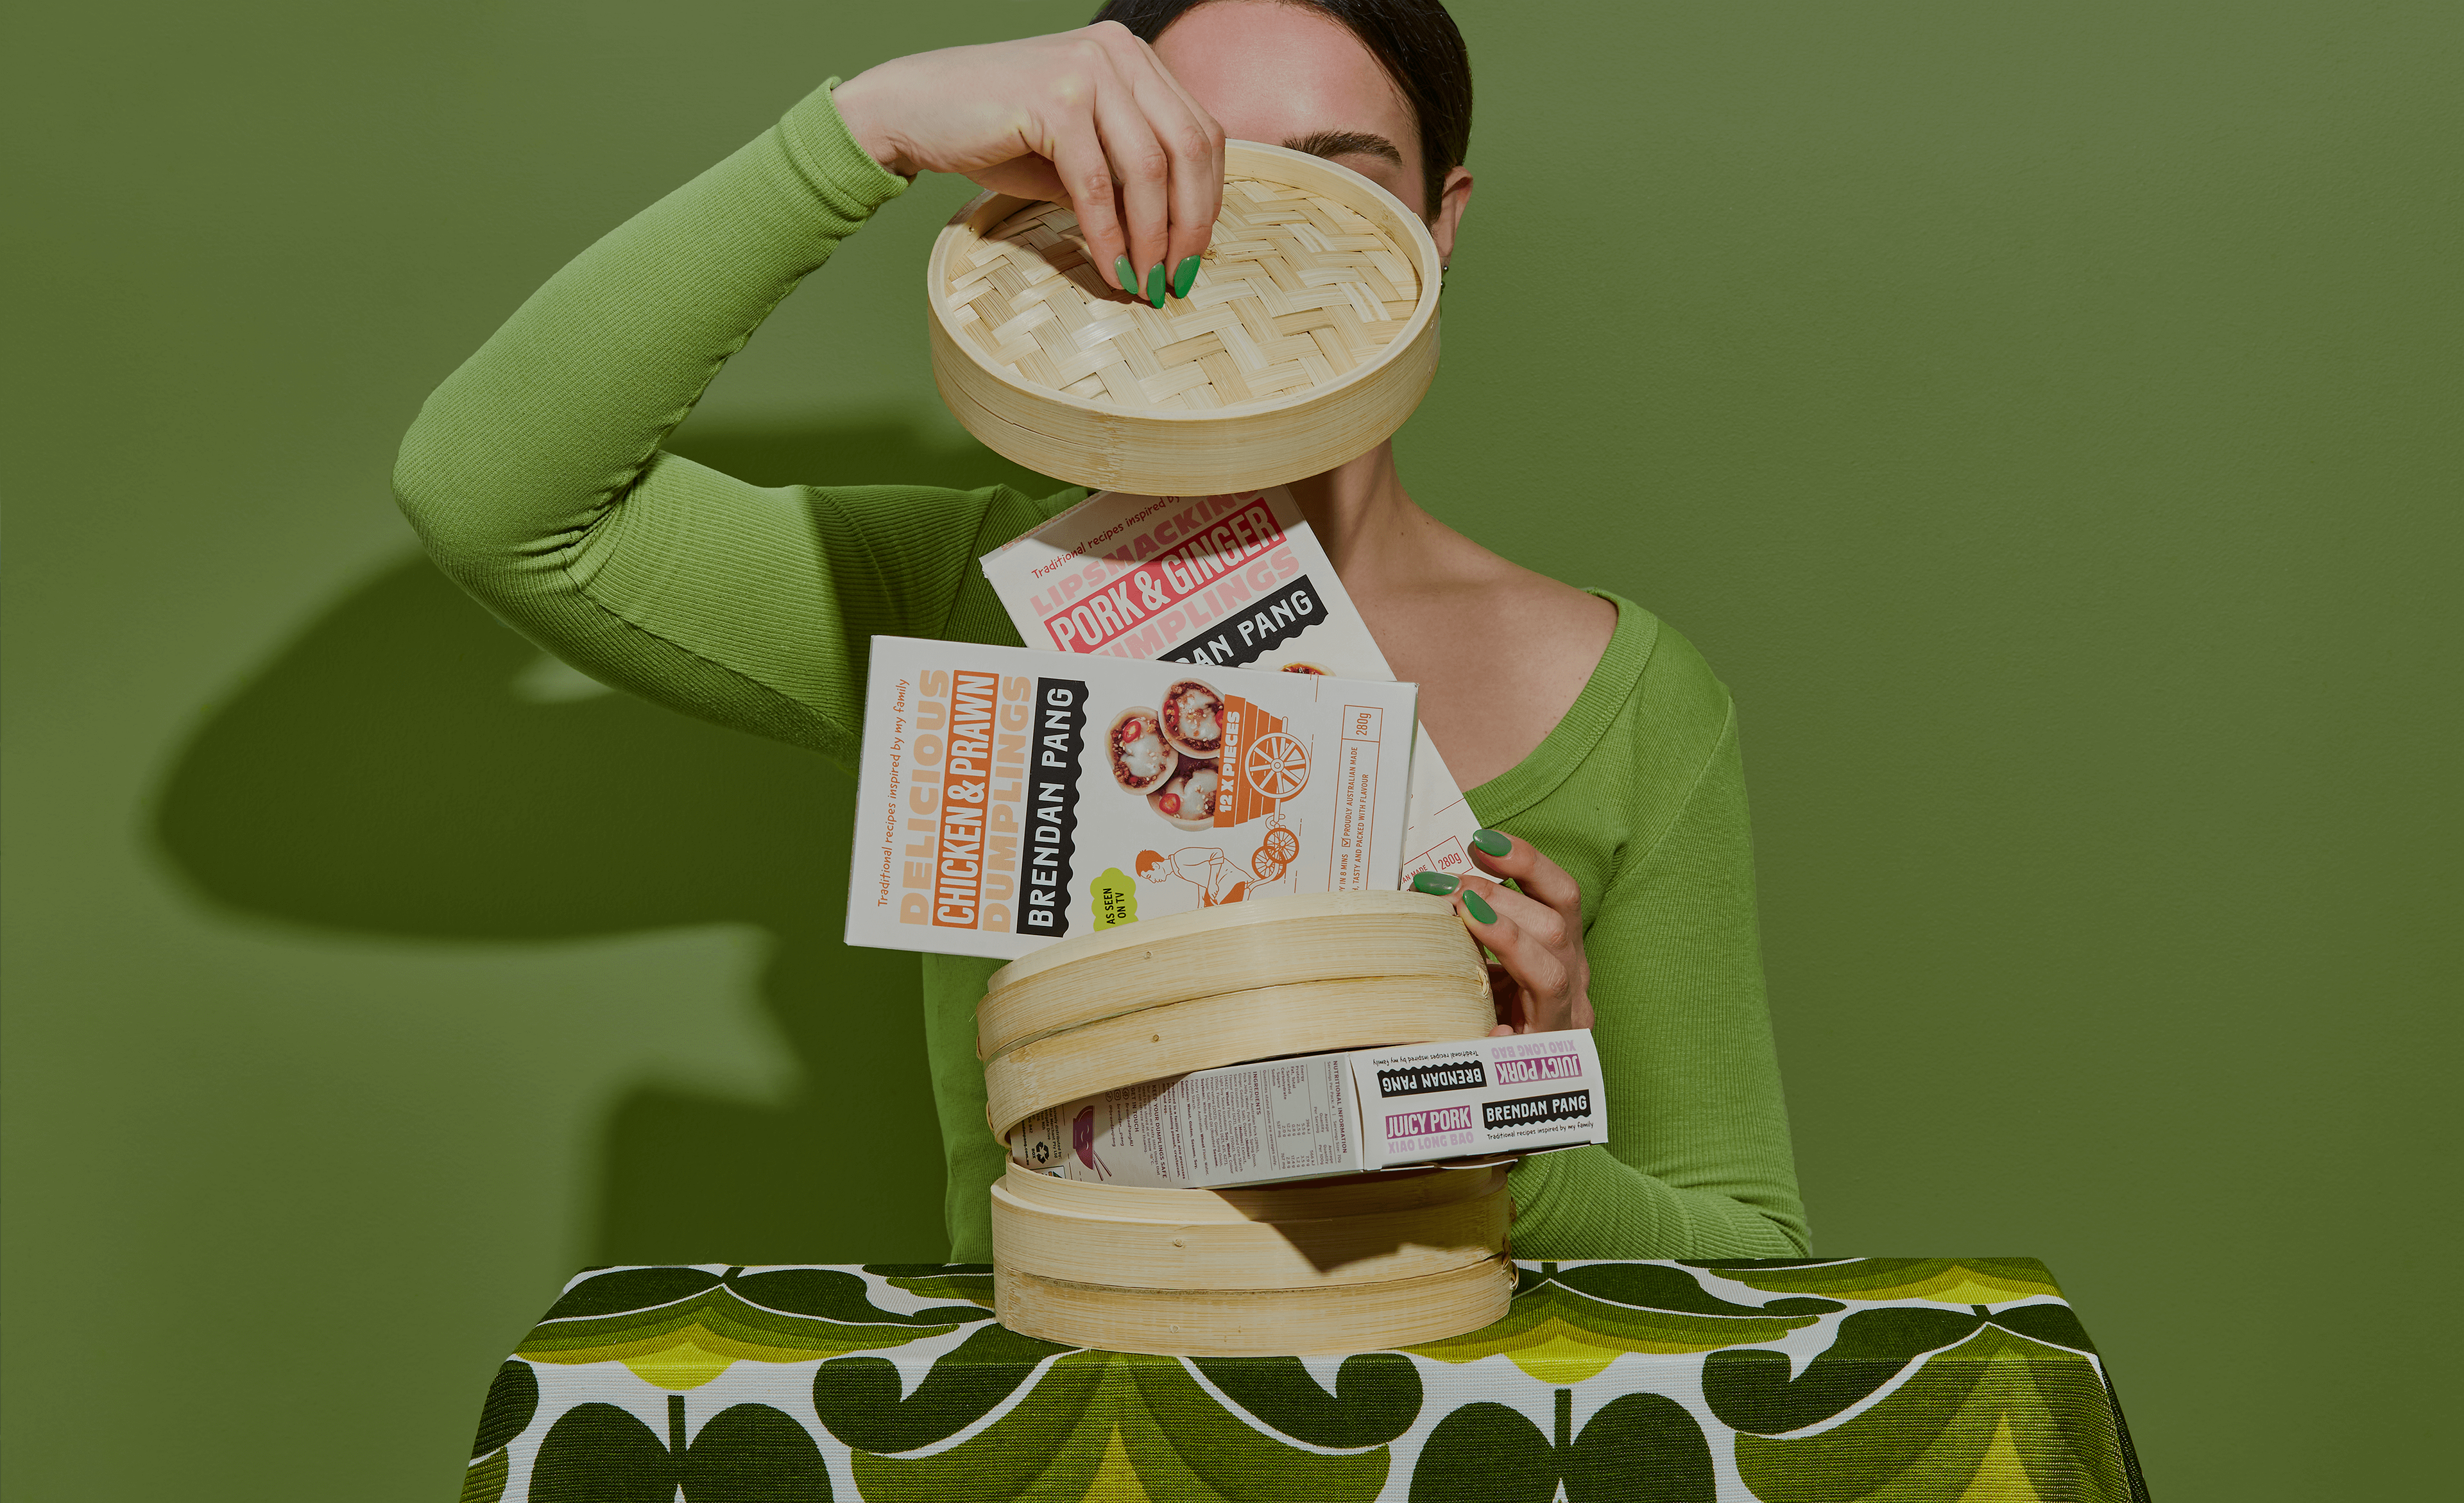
xmin=844 ymin=635 xmax=1419 ymax=961
xmin=978 ymin=487 xmax=1485 ymax=881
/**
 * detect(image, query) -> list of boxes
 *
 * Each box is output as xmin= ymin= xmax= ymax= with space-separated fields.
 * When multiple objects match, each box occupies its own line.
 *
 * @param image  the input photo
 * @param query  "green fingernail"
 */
xmin=1143 ymin=262 xmax=1167 ymax=307
xmin=1114 ymin=255 xmax=1136 ymax=295
xmin=1461 ymin=889 xmax=1498 ymax=925
xmin=1172 ymin=255 xmax=1200 ymax=297
xmin=1472 ymin=829 xmax=1512 ymax=857
xmin=1412 ymin=870 xmax=1461 ymax=896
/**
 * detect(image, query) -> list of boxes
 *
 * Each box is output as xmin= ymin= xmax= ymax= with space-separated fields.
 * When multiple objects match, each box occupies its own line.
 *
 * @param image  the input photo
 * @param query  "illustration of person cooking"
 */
xmin=1135 ymin=846 xmax=1252 ymax=906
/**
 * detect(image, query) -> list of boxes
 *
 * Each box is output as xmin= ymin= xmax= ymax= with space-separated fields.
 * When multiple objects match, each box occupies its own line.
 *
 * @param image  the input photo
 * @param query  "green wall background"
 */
xmin=6 ymin=1 xmax=2456 ymax=1497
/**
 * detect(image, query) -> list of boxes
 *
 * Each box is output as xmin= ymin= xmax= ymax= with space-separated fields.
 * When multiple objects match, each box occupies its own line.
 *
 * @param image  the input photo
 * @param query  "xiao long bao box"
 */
xmin=1006 ymin=1029 xmax=1609 ymax=1189
xmin=844 ymin=635 xmax=1418 ymax=961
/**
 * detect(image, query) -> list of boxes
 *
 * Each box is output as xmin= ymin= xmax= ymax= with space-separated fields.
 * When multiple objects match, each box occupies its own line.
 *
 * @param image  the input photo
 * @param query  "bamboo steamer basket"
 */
xmin=982 ymin=974 xmax=1494 ymax=1142
xmin=975 ymin=891 xmax=1493 ymax=1140
xmin=993 ymin=1161 xmax=1509 ymax=1290
xmin=979 ymin=890 xmax=1484 ymax=1058
xmin=928 ymin=141 xmax=1442 ymax=495
xmin=992 ymin=1164 xmax=1514 ymax=1355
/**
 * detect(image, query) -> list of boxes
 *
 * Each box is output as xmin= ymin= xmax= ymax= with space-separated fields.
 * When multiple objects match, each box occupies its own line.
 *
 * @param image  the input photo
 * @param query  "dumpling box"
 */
xmin=1007 ymin=1029 xmax=1608 ymax=1189
xmin=979 ymin=487 xmax=1485 ymax=882
xmin=844 ymin=635 xmax=1417 ymax=961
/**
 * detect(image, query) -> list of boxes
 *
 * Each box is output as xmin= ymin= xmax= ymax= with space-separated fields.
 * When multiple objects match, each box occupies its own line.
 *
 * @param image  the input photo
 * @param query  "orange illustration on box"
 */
xmin=1135 ymin=847 xmax=1254 ymax=906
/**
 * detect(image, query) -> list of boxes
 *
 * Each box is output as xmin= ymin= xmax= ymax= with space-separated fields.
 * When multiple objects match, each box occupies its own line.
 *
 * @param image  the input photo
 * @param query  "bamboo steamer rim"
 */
xmin=989 ymin=1171 xmax=1509 ymax=1290
xmin=993 ymin=1255 xmax=1514 ymax=1357
xmin=929 ymin=141 xmax=1442 ymax=424
xmin=977 ymin=890 xmax=1478 ymax=1061
xmin=987 ymin=889 xmax=1451 ymax=992
xmin=982 ymin=972 xmax=1494 ymax=1141
xmin=998 ymin=1159 xmax=1509 ymax=1224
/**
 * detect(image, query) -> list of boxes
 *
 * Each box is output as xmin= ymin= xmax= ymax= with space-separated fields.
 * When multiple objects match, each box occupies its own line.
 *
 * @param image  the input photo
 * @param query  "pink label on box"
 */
xmin=1385 ymin=1104 xmax=1478 ymax=1141
xmin=1493 ymin=1053 xmax=1585 ymax=1085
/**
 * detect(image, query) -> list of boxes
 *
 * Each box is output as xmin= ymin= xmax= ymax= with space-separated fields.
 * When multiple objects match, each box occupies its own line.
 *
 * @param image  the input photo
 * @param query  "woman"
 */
xmin=395 ymin=0 xmax=1807 ymax=1261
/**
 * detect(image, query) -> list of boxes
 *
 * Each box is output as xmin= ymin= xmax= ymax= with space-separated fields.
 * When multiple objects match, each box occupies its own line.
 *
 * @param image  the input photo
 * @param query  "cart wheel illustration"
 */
xmin=1251 ymin=848 xmax=1287 ymax=881
xmin=1262 ymin=826 xmax=1300 ymax=865
xmin=1243 ymin=731 xmax=1310 ymax=801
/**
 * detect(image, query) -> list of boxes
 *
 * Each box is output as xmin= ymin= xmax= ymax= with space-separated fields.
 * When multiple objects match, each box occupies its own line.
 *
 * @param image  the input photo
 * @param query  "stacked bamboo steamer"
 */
xmin=979 ymin=891 xmax=1516 ymax=1356
xmin=928 ymin=141 xmax=1442 ymax=496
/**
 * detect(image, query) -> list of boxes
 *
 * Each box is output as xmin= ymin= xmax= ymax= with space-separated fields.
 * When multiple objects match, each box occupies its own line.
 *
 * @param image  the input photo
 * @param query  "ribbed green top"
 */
xmin=394 ymin=82 xmax=1807 ymax=1262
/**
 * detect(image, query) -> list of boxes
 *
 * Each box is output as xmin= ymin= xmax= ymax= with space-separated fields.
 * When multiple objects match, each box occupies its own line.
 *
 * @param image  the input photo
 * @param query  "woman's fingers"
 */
xmin=1467 ymin=828 xmax=1583 ymax=934
xmin=1455 ymin=875 xmax=1577 ymax=1032
xmin=1122 ymin=31 xmax=1225 ymax=285
xmin=1041 ymin=113 xmax=1134 ymax=292
xmin=1142 ymin=86 xmax=1223 ymax=293
xmin=1091 ymin=26 xmax=1220 ymax=302
xmin=1088 ymin=82 xmax=1172 ymax=299
xmin=1417 ymin=830 xmax=1595 ymax=1035
xmin=832 ymin=26 xmax=1222 ymax=300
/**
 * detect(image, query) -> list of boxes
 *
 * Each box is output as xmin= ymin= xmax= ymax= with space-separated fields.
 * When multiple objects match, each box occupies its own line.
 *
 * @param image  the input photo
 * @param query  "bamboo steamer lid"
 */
xmin=978 ymin=890 xmax=1484 ymax=1060
xmin=928 ymin=141 xmax=1442 ymax=495
xmin=992 ymin=1163 xmax=1509 ymax=1291
xmin=981 ymin=973 xmax=1494 ymax=1141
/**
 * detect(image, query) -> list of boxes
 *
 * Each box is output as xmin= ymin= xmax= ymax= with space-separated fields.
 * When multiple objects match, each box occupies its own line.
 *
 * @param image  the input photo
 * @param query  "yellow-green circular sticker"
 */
xmin=1090 ymin=867 xmax=1139 ymax=929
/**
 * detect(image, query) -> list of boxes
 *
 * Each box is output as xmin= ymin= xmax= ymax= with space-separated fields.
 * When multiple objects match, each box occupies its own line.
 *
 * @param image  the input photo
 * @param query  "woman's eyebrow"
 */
xmin=1281 ymin=129 xmax=1405 ymax=167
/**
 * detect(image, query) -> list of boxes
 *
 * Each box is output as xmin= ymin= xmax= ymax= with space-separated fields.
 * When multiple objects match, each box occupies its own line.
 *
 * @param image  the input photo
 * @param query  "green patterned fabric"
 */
xmin=459 ymin=1259 xmax=2148 ymax=1501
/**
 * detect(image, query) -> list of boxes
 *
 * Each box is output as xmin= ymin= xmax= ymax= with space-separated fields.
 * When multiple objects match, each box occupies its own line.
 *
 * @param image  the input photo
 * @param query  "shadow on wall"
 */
xmin=151 ymin=417 xmax=1059 ymax=1265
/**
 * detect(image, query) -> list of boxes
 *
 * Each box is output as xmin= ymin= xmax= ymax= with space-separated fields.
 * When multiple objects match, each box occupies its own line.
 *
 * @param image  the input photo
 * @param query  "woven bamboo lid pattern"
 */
xmin=929 ymin=142 xmax=1442 ymax=495
xmin=946 ymin=180 xmax=1419 ymax=410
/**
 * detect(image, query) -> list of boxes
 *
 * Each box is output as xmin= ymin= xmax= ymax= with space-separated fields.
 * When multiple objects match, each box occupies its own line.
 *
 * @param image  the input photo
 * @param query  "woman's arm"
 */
xmin=393 ymin=83 xmax=975 ymax=762
xmin=395 ymin=30 xmax=1226 ymax=764
xmin=1503 ymin=707 xmax=1810 ymax=1258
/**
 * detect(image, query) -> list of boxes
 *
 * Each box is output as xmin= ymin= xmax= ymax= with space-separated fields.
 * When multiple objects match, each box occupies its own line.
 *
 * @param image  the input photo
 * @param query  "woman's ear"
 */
xmin=1429 ymin=165 xmax=1473 ymax=268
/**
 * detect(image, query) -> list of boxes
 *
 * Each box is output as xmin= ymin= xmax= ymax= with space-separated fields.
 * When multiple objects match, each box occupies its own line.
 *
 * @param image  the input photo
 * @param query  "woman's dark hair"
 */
xmin=1091 ymin=0 xmax=1472 ymax=215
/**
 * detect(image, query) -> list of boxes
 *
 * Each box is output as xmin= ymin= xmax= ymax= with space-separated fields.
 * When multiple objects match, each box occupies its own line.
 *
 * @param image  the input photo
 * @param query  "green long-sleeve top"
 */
xmin=393 ymin=82 xmax=1808 ymax=1262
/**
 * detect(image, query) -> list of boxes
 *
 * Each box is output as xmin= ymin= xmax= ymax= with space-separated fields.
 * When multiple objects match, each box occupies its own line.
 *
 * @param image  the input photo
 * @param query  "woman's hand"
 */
xmin=1414 ymin=831 xmax=1595 ymax=1036
xmin=830 ymin=23 xmax=1225 ymax=304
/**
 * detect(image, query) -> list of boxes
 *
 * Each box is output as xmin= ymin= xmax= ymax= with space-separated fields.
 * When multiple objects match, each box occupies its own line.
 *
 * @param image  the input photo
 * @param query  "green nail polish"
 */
xmin=1472 ymin=829 xmax=1512 ymax=857
xmin=1172 ymin=255 xmax=1201 ymax=297
xmin=1461 ymin=889 xmax=1498 ymax=925
xmin=1113 ymin=255 xmax=1136 ymax=295
xmin=1143 ymin=262 xmax=1167 ymax=307
xmin=1412 ymin=870 xmax=1460 ymax=896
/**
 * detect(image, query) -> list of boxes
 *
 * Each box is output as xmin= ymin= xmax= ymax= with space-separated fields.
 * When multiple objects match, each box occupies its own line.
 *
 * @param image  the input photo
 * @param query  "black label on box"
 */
xmin=1376 ymin=1060 xmax=1491 ymax=1097
xmin=1482 ymin=1089 xmax=1593 ymax=1131
xmin=1023 ymin=678 xmax=1086 ymax=934
xmin=1164 ymin=576 xmax=1327 ymax=667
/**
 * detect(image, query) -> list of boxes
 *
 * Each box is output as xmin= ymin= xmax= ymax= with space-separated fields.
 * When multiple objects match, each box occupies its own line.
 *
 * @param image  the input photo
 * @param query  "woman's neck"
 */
xmin=1283 ymin=440 xmax=1440 ymax=598
xmin=1277 ymin=438 xmax=1621 ymax=789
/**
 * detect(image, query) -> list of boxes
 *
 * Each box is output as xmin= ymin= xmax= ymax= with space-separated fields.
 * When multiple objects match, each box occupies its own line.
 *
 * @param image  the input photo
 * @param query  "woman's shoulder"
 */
xmin=1433 ymin=542 xmax=1621 ymax=692
xmin=1589 ymin=590 xmax=1729 ymax=732
xmin=1444 ymin=560 xmax=1729 ymax=745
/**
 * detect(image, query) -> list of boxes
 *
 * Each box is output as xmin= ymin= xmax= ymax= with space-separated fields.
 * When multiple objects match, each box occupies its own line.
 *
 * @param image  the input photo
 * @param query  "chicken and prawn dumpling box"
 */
xmin=844 ymin=635 xmax=1419 ymax=961
xmin=1007 ymin=1029 xmax=1609 ymax=1189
